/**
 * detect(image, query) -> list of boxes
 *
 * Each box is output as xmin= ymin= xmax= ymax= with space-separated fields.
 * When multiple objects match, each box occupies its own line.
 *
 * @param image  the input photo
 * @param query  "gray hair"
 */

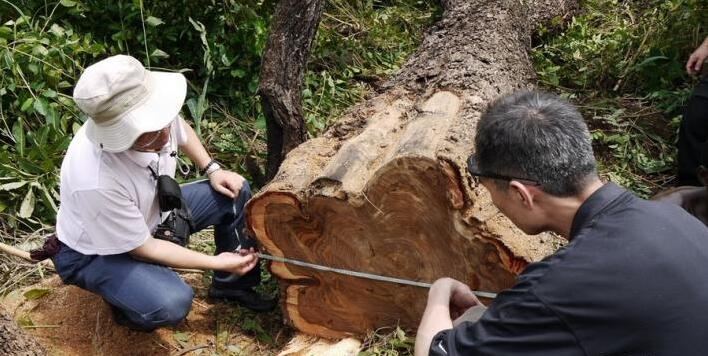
xmin=475 ymin=90 xmax=598 ymax=196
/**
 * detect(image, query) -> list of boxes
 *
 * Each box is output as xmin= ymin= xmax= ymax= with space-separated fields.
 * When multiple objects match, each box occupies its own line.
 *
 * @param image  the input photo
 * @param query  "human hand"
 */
xmin=209 ymin=169 xmax=245 ymax=199
xmin=214 ymin=248 xmax=258 ymax=275
xmin=686 ymin=37 xmax=708 ymax=75
xmin=430 ymin=277 xmax=481 ymax=319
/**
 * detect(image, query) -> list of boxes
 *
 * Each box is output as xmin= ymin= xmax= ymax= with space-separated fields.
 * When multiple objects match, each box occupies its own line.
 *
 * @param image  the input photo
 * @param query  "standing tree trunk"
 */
xmin=1 ymin=308 xmax=46 ymax=355
xmin=247 ymin=0 xmax=577 ymax=338
xmin=258 ymin=0 xmax=325 ymax=180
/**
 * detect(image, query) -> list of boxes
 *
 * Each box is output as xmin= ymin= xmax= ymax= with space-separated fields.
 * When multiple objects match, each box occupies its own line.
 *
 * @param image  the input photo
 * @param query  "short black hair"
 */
xmin=474 ymin=90 xmax=597 ymax=196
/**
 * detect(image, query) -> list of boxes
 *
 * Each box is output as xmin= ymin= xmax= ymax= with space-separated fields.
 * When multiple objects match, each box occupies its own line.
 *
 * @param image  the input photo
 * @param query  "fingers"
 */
xmin=238 ymin=254 xmax=258 ymax=274
xmin=214 ymin=182 xmax=235 ymax=199
xmin=456 ymin=291 xmax=480 ymax=309
xmin=687 ymin=56 xmax=697 ymax=74
xmin=223 ymin=176 xmax=243 ymax=198
xmin=210 ymin=171 xmax=244 ymax=199
xmin=686 ymin=51 xmax=708 ymax=75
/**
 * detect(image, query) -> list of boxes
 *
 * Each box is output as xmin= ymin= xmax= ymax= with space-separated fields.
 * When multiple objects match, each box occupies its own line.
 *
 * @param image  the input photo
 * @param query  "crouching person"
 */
xmin=415 ymin=90 xmax=708 ymax=355
xmin=47 ymin=55 xmax=276 ymax=331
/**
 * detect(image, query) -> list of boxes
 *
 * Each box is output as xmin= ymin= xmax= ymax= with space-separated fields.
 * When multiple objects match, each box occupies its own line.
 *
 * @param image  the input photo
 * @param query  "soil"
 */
xmin=1 ymin=274 xmax=292 ymax=356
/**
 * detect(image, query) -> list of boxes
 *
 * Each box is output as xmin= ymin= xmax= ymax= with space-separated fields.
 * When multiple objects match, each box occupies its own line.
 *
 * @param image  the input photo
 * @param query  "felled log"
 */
xmin=247 ymin=0 xmax=576 ymax=338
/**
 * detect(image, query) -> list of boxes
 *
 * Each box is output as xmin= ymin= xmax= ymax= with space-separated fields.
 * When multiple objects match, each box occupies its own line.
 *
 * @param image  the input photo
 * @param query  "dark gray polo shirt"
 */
xmin=430 ymin=182 xmax=708 ymax=356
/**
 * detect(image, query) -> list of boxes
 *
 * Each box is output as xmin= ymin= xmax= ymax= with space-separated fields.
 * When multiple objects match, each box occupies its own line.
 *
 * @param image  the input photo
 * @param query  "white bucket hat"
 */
xmin=73 ymin=55 xmax=187 ymax=152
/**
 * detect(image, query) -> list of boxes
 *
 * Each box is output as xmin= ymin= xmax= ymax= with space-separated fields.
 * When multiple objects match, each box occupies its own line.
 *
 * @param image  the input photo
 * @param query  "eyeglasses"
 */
xmin=466 ymin=154 xmax=541 ymax=186
xmin=132 ymin=121 xmax=173 ymax=152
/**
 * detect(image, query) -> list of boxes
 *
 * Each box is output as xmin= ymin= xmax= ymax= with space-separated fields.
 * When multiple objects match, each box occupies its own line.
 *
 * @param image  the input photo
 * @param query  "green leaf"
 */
xmin=42 ymin=89 xmax=58 ymax=98
xmin=186 ymin=98 xmax=198 ymax=121
xmin=16 ymin=314 xmax=34 ymax=327
xmin=172 ymin=331 xmax=190 ymax=348
xmin=20 ymin=98 xmax=34 ymax=112
xmin=145 ymin=16 xmax=164 ymax=27
xmin=12 ymin=118 xmax=25 ymax=156
xmin=59 ymin=0 xmax=76 ymax=7
xmin=32 ymin=45 xmax=49 ymax=57
xmin=0 ymin=26 xmax=12 ymax=39
xmin=49 ymin=24 xmax=65 ymax=37
xmin=150 ymin=49 xmax=169 ymax=59
xmin=230 ymin=68 xmax=246 ymax=78
xmin=33 ymin=98 xmax=49 ymax=117
xmin=255 ymin=115 xmax=266 ymax=130
xmin=40 ymin=183 xmax=58 ymax=214
xmin=18 ymin=187 xmax=35 ymax=218
xmin=45 ymin=107 xmax=58 ymax=127
xmin=23 ymin=288 xmax=51 ymax=300
xmin=0 ymin=181 xmax=28 ymax=191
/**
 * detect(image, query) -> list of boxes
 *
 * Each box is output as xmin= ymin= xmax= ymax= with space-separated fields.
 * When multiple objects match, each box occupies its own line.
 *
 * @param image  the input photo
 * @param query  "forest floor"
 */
xmin=1 ymin=233 xmax=369 ymax=356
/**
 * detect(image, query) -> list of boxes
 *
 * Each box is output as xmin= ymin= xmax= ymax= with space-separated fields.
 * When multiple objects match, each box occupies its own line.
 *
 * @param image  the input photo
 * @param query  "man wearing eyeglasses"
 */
xmin=46 ymin=55 xmax=276 ymax=332
xmin=415 ymin=90 xmax=708 ymax=356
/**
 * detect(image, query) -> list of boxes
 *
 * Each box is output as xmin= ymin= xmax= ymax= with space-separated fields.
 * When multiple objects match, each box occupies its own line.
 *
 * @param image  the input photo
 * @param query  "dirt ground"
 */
xmin=0 ymin=274 xmax=360 ymax=356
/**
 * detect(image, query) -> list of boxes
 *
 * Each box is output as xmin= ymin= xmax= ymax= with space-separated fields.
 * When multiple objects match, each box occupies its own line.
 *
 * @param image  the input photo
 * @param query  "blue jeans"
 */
xmin=52 ymin=180 xmax=260 ymax=330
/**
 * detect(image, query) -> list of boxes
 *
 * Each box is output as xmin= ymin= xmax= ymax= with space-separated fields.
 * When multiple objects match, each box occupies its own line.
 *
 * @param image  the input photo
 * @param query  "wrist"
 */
xmin=207 ymin=254 xmax=224 ymax=271
xmin=203 ymin=159 xmax=222 ymax=176
xmin=429 ymin=278 xmax=454 ymax=302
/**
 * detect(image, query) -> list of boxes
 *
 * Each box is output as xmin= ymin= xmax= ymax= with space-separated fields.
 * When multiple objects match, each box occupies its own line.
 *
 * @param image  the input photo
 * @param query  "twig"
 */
xmin=0 ymin=242 xmax=53 ymax=269
xmin=192 ymin=299 xmax=209 ymax=310
xmin=172 ymin=344 xmax=209 ymax=356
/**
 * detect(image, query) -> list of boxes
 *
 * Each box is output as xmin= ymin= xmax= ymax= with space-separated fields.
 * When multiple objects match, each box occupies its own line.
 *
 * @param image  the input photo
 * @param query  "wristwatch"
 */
xmin=203 ymin=159 xmax=222 ymax=176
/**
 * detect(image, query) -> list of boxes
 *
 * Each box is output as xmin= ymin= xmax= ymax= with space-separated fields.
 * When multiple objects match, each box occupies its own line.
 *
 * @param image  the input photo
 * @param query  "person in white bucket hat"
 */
xmin=47 ymin=55 xmax=275 ymax=331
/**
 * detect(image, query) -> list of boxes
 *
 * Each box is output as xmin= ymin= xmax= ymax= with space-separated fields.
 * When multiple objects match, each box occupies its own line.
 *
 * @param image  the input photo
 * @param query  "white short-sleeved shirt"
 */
xmin=56 ymin=117 xmax=188 ymax=255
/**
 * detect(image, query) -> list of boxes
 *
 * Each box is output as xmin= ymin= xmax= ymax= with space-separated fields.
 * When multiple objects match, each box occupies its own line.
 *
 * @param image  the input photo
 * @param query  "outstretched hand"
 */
xmin=215 ymin=248 xmax=258 ymax=275
xmin=208 ymin=169 xmax=245 ymax=199
xmin=686 ymin=37 xmax=708 ymax=75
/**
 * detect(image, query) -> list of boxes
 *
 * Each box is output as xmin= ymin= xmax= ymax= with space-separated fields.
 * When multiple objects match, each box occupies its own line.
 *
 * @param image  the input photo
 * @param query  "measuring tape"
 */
xmin=256 ymin=252 xmax=498 ymax=299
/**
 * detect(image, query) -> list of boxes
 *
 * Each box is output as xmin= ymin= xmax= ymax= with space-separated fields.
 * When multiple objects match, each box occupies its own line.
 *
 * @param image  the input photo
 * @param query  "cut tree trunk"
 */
xmin=258 ymin=0 xmax=325 ymax=180
xmin=0 ymin=308 xmax=46 ymax=355
xmin=247 ymin=0 xmax=576 ymax=338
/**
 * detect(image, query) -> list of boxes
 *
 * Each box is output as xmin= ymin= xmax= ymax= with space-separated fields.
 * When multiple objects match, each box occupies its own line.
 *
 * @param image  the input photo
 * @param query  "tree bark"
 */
xmin=258 ymin=0 xmax=325 ymax=180
xmin=0 ymin=308 xmax=46 ymax=355
xmin=247 ymin=0 xmax=577 ymax=338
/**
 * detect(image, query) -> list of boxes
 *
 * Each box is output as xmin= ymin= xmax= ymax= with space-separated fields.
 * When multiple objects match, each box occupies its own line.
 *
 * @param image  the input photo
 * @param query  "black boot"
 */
xmin=208 ymin=285 xmax=278 ymax=312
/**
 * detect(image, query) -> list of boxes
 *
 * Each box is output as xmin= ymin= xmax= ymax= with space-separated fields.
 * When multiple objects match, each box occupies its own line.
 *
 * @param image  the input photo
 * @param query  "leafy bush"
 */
xmin=0 ymin=2 xmax=106 ymax=229
xmin=0 ymin=0 xmax=436 ymax=230
xmin=532 ymin=0 xmax=706 ymax=196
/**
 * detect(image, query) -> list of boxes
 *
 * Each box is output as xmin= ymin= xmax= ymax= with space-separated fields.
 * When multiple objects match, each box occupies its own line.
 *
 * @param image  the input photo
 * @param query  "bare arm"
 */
xmin=177 ymin=117 xmax=245 ymax=199
xmin=130 ymin=236 xmax=258 ymax=275
xmin=178 ymin=116 xmax=212 ymax=170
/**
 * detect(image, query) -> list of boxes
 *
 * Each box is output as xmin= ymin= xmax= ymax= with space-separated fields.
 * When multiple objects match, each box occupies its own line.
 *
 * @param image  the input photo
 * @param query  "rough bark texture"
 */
xmin=247 ymin=0 xmax=577 ymax=338
xmin=0 ymin=308 xmax=46 ymax=356
xmin=258 ymin=0 xmax=325 ymax=180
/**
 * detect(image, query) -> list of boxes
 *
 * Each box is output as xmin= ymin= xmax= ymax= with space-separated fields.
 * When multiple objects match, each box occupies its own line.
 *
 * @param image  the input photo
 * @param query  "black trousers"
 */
xmin=677 ymin=81 xmax=708 ymax=186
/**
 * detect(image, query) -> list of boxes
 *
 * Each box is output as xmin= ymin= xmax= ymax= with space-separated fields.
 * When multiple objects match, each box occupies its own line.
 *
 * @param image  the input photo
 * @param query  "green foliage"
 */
xmin=360 ymin=326 xmax=415 ymax=356
xmin=303 ymin=0 xmax=437 ymax=134
xmin=0 ymin=2 xmax=106 ymax=228
xmin=0 ymin=0 xmax=436 ymax=229
xmin=532 ymin=0 xmax=706 ymax=196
